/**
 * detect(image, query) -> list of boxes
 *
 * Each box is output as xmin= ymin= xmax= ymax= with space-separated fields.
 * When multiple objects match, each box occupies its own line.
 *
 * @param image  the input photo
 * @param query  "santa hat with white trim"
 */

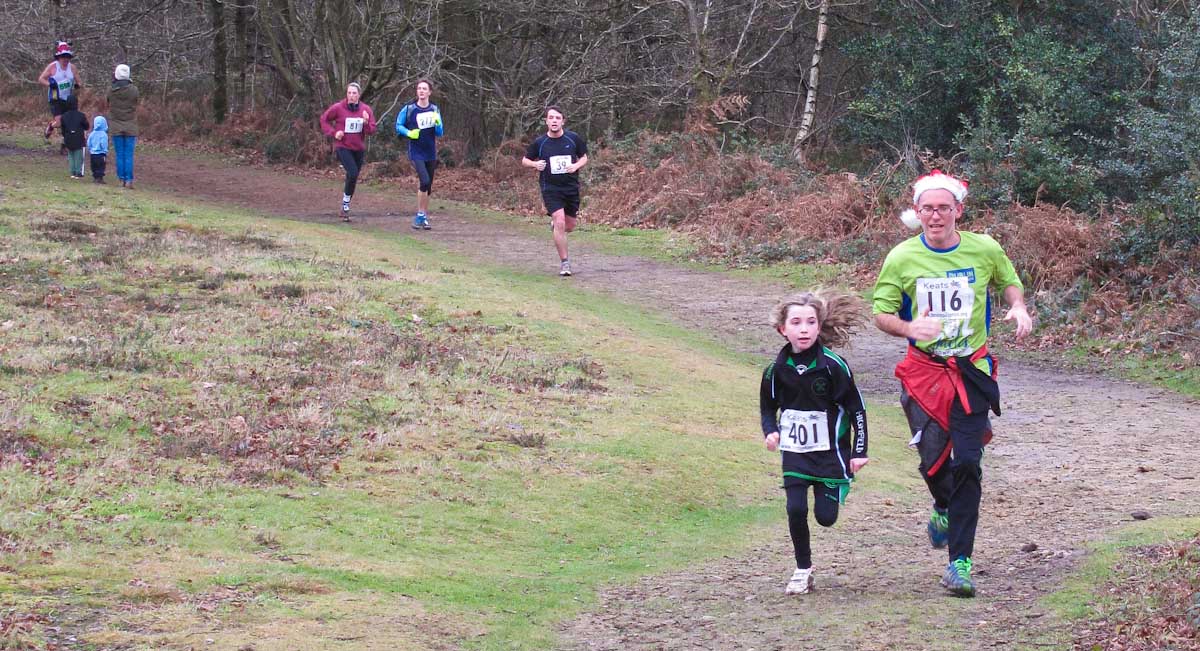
xmin=899 ymin=169 xmax=969 ymax=229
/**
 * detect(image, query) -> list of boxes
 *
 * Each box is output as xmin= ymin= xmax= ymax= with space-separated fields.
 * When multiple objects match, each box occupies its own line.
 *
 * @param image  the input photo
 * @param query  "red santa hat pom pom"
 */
xmin=900 ymin=208 xmax=922 ymax=230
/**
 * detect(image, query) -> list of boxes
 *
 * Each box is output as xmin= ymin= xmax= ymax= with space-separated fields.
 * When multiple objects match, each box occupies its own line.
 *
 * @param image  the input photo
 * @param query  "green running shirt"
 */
xmin=872 ymin=232 xmax=1023 ymax=372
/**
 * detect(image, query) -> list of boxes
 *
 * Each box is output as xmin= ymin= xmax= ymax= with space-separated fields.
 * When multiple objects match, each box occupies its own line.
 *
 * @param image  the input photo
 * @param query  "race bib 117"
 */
xmin=416 ymin=111 xmax=438 ymax=130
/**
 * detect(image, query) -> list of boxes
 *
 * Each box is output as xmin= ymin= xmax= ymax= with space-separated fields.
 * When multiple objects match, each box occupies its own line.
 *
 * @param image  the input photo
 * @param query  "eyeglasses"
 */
xmin=916 ymin=205 xmax=957 ymax=217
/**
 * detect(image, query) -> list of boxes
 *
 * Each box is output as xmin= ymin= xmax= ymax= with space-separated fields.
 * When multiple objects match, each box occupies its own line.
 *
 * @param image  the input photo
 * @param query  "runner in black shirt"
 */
xmin=522 ymin=106 xmax=588 ymax=276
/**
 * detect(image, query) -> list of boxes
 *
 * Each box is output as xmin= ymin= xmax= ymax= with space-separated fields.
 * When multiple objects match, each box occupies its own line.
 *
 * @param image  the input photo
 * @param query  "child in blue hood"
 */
xmin=87 ymin=115 xmax=108 ymax=183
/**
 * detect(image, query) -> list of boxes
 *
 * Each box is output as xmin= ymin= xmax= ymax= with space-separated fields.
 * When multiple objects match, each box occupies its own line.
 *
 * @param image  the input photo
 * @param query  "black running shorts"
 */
xmin=541 ymin=186 xmax=580 ymax=218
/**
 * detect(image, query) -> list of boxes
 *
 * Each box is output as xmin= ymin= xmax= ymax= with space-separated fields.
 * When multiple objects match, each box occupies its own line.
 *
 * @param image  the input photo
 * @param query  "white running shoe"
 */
xmin=559 ymin=260 xmax=572 ymax=277
xmin=785 ymin=567 xmax=814 ymax=594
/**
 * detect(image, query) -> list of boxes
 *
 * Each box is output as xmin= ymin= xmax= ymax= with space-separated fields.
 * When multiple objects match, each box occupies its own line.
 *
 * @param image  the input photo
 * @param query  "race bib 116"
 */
xmin=915 ymin=276 xmax=975 ymax=356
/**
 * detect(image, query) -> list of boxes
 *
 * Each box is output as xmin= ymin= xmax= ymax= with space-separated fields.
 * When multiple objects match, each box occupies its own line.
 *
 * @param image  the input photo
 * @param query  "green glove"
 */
xmin=434 ymin=113 xmax=442 ymax=127
xmin=407 ymin=129 xmax=421 ymax=140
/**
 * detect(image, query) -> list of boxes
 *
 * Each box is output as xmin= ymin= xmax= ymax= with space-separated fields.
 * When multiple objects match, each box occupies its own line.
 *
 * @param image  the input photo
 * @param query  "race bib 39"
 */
xmin=549 ymin=155 xmax=573 ymax=175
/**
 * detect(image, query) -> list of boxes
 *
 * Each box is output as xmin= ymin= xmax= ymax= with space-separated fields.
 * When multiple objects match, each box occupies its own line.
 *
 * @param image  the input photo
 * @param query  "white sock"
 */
xmin=342 ymin=194 xmax=351 ymax=206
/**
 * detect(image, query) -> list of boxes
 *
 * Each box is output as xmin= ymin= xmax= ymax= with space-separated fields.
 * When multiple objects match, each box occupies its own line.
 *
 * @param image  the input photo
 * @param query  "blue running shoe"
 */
xmin=940 ymin=557 xmax=975 ymax=597
xmin=420 ymin=214 xmax=431 ymax=230
xmin=927 ymin=506 xmax=949 ymax=549
xmin=412 ymin=213 xmax=423 ymax=230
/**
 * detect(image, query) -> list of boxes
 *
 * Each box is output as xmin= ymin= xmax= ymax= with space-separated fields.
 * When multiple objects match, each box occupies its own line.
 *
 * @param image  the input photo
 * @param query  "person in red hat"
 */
xmin=872 ymin=170 xmax=1032 ymax=598
xmin=37 ymin=41 xmax=84 ymax=142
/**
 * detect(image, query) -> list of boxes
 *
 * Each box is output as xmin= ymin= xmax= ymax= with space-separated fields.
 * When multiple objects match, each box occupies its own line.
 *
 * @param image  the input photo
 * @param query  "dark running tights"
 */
xmin=923 ymin=395 xmax=988 ymax=561
xmin=412 ymin=158 xmax=438 ymax=193
xmin=337 ymin=148 xmax=366 ymax=196
xmin=786 ymin=481 xmax=840 ymax=570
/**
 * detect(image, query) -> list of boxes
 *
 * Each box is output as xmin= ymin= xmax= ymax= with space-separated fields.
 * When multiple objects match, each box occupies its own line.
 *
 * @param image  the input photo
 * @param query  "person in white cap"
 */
xmin=37 ymin=41 xmax=83 ymax=142
xmin=871 ymin=169 xmax=1032 ymax=598
xmin=107 ymin=63 xmax=140 ymax=188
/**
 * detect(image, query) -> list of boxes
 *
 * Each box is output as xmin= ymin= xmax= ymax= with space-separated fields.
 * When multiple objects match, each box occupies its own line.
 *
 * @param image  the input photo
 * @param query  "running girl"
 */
xmin=320 ymin=82 xmax=377 ymax=222
xmin=394 ymin=79 xmax=443 ymax=230
xmin=759 ymin=291 xmax=869 ymax=594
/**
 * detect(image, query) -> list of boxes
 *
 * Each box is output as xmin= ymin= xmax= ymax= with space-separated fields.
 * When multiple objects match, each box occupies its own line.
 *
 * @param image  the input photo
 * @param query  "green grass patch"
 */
xmin=0 ymin=147 xmax=921 ymax=649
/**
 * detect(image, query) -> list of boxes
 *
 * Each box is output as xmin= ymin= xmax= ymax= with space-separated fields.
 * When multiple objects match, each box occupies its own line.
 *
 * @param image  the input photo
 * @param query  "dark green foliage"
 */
xmin=843 ymin=1 xmax=1138 ymax=209
xmin=1101 ymin=11 xmax=1200 ymax=263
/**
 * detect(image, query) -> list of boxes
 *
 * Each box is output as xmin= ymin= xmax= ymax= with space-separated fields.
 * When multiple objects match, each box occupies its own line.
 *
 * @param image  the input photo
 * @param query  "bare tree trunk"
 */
xmin=210 ymin=0 xmax=229 ymax=123
xmin=234 ymin=1 xmax=249 ymax=110
xmin=792 ymin=0 xmax=828 ymax=163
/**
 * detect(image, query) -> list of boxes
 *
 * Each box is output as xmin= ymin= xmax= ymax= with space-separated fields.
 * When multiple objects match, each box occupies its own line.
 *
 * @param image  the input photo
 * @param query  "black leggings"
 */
xmin=785 ymin=481 xmax=840 ymax=569
xmin=336 ymin=148 xmax=366 ymax=196
xmin=412 ymin=158 xmax=438 ymax=193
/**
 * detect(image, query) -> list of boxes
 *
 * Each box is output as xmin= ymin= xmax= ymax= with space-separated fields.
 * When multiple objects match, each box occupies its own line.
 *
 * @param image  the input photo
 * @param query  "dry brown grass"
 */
xmin=1074 ymin=535 xmax=1200 ymax=651
xmin=990 ymin=204 xmax=1118 ymax=293
xmin=2 ymin=210 xmax=609 ymax=487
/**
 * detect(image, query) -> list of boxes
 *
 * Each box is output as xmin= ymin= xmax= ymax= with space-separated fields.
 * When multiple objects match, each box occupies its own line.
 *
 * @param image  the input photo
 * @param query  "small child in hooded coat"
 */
xmin=87 ymin=116 xmax=109 ymax=183
xmin=59 ymin=105 xmax=88 ymax=178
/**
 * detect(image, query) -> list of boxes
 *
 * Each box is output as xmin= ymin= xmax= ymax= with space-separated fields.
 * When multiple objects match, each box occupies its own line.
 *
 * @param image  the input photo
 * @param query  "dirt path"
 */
xmin=14 ymin=145 xmax=1200 ymax=649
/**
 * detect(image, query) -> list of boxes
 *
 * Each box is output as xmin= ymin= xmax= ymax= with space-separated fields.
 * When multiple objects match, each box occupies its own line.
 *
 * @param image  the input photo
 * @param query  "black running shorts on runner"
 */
xmin=541 ymin=187 xmax=580 ymax=218
xmin=48 ymin=98 xmax=75 ymax=117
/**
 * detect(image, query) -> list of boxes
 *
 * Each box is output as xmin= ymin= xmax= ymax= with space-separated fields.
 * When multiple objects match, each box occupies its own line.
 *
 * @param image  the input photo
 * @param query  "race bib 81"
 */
xmin=343 ymin=117 xmax=364 ymax=134
xmin=778 ymin=410 xmax=830 ymax=454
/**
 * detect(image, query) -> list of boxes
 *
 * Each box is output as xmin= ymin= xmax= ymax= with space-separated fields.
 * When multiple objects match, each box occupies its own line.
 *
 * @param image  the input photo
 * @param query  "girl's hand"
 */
xmin=334 ymin=130 xmax=344 ymax=141
xmin=849 ymin=457 xmax=869 ymax=473
xmin=765 ymin=432 xmax=780 ymax=452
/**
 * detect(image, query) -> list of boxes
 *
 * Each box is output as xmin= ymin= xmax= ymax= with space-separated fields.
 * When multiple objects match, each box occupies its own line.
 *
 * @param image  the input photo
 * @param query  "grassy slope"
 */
xmin=2 ymin=143 xmax=1194 ymax=650
xmin=0 ymin=151 xmax=921 ymax=650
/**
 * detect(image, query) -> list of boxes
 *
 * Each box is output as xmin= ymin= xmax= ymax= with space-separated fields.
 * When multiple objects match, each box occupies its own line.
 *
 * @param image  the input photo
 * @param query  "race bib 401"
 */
xmin=778 ymin=410 xmax=831 ymax=454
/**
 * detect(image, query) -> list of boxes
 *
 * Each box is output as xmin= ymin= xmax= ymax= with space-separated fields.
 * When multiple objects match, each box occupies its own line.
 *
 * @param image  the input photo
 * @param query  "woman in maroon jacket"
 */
xmin=320 ymin=82 xmax=377 ymax=222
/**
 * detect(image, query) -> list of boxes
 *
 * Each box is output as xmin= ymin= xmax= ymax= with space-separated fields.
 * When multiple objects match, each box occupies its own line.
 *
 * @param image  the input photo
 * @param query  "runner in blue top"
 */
xmin=521 ymin=106 xmax=588 ymax=276
xmin=394 ymin=79 xmax=443 ymax=230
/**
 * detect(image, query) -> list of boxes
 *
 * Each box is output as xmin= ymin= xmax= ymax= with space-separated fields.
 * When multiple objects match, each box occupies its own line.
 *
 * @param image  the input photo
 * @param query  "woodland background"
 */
xmin=2 ymin=0 xmax=1198 ymax=363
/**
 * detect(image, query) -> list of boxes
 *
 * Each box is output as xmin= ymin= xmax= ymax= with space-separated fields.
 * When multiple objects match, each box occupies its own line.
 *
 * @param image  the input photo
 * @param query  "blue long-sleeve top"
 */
xmin=394 ymin=102 xmax=443 ymax=161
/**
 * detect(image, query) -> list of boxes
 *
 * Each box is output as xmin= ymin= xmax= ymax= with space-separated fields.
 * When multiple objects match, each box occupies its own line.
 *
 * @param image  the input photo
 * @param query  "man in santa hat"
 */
xmin=872 ymin=170 xmax=1033 ymax=597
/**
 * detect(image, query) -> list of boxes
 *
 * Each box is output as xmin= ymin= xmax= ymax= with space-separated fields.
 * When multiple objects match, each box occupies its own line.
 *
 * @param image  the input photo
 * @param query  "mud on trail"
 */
xmin=13 ymin=146 xmax=1200 ymax=649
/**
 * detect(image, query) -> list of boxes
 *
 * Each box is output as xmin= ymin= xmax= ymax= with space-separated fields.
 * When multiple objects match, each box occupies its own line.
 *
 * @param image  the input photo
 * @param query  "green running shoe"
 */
xmin=940 ymin=556 xmax=975 ymax=597
xmin=927 ymin=506 xmax=949 ymax=549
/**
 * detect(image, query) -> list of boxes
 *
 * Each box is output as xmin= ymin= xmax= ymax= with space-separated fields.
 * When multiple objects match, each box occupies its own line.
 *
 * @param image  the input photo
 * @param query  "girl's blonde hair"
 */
xmin=769 ymin=290 xmax=868 ymax=349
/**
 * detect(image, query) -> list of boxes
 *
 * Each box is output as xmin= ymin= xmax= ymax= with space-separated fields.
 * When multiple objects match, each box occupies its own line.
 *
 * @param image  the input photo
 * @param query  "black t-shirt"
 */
xmin=525 ymin=130 xmax=587 ymax=190
xmin=60 ymin=109 xmax=89 ymax=150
